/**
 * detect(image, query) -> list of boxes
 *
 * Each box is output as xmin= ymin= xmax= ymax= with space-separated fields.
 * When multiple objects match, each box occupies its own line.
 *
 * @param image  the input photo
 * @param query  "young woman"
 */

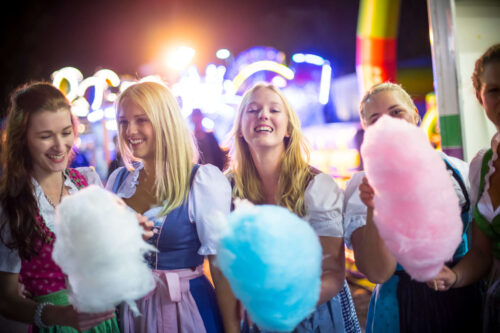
xmin=432 ymin=43 xmax=500 ymax=332
xmin=106 ymin=81 xmax=237 ymax=333
xmin=343 ymin=82 xmax=482 ymax=332
xmin=227 ymin=82 xmax=360 ymax=333
xmin=0 ymin=82 xmax=118 ymax=332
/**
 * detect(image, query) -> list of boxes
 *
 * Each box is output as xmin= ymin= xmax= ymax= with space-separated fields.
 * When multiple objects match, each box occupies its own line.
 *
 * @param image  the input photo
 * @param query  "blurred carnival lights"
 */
xmin=216 ymin=48 xmax=231 ymax=60
xmin=165 ymin=46 xmax=196 ymax=70
xmin=291 ymin=53 xmax=332 ymax=105
xmin=232 ymin=60 xmax=294 ymax=91
xmin=52 ymin=67 xmax=84 ymax=102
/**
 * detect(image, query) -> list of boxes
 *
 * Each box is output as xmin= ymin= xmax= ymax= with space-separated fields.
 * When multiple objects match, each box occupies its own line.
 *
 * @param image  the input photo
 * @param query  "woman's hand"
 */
xmin=137 ymin=213 xmax=154 ymax=241
xmin=57 ymin=306 xmax=116 ymax=331
xmin=426 ymin=265 xmax=457 ymax=291
xmin=359 ymin=176 xmax=375 ymax=209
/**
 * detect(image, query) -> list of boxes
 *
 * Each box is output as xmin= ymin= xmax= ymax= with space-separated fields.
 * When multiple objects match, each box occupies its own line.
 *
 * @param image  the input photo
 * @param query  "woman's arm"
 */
xmin=209 ymin=256 xmax=240 ymax=333
xmin=317 ymin=236 xmax=345 ymax=304
xmin=430 ymin=222 xmax=492 ymax=290
xmin=351 ymin=177 xmax=397 ymax=283
xmin=0 ymin=271 xmax=115 ymax=330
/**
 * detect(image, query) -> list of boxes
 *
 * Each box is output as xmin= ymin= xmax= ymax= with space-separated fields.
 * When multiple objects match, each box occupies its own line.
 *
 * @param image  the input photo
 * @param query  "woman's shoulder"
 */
xmin=306 ymin=171 xmax=342 ymax=197
xmin=70 ymin=166 xmax=103 ymax=187
xmin=469 ymin=148 xmax=491 ymax=184
xmin=195 ymin=163 xmax=228 ymax=184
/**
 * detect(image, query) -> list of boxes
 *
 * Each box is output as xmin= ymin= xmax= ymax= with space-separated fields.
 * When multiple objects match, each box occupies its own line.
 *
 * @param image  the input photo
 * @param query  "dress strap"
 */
xmin=473 ymin=149 xmax=500 ymax=259
xmin=66 ymin=168 xmax=89 ymax=189
xmin=111 ymin=167 xmax=130 ymax=194
xmin=443 ymin=158 xmax=470 ymax=216
xmin=477 ymin=149 xmax=494 ymax=203
xmin=189 ymin=164 xmax=200 ymax=188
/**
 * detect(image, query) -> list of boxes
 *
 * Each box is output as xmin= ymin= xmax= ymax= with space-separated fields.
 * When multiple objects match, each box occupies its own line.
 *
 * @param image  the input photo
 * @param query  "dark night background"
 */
xmin=0 ymin=0 xmax=431 ymax=119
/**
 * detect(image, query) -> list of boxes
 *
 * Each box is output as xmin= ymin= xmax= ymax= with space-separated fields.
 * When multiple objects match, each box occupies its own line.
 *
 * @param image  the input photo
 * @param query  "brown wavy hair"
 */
xmin=472 ymin=43 xmax=500 ymax=96
xmin=0 ymin=82 xmax=73 ymax=260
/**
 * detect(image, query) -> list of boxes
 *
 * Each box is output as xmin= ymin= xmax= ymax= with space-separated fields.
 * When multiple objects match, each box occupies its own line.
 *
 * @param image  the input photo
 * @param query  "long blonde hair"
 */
xmin=228 ymin=82 xmax=313 ymax=216
xmin=116 ymin=81 xmax=198 ymax=215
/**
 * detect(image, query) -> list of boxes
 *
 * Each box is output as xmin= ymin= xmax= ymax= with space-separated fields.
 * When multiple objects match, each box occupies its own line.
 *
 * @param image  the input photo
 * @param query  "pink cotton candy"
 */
xmin=361 ymin=115 xmax=463 ymax=281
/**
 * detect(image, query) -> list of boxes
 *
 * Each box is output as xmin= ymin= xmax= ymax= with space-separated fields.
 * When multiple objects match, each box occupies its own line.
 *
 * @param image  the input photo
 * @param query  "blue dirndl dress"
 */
xmin=110 ymin=165 xmax=224 ymax=333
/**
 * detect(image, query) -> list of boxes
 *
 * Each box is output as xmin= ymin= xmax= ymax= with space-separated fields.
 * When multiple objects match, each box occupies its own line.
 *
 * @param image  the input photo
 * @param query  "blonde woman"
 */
xmin=343 ymin=82 xmax=481 ymax=332
xmin=228 ymin=82 xmax=360 ymax=333
xmin=106 ymin=81 xmax=237 ymax=333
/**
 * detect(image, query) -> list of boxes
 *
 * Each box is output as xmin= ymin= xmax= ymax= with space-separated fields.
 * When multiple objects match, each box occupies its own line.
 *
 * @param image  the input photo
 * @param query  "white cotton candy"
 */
xmin=361 ymin=116 xmax=463 ymax=281
xmin=52 ymin=185 xmax=156 ymax=314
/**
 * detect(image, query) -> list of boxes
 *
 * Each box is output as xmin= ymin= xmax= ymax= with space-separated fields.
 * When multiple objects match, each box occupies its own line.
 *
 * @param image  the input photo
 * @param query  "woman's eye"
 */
xmin=62 ymin=131 xmax=72 ymax=136
xmin=368 ymin=115 xmax=379 ymax=125
xmin=391 ymin=110 xmax=402 ymax=116
xmin=118 ymin=120 xmax=128 ymax=126
xmin=271 ymin=109 xmax=280 ymax=113
xmin=248 ymin=109 xmax=258 ymax=113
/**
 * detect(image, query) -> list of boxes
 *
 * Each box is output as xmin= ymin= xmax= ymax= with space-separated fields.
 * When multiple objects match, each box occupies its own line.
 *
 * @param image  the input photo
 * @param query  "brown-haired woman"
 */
xmin=0 ymin=82 xmax=118 ymax=332
xmin=432 ymin=43 xmax=500 ymax=332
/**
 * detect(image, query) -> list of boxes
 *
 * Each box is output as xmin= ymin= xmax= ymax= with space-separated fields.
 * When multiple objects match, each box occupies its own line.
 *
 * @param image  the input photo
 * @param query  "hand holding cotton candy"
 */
xmin=361 ymin=116 xmax=463 ymax=281
xmin=216 ymin=201 xmax=322 ymax=332
xmin=52 ymin=185 xmax=156 ymax=314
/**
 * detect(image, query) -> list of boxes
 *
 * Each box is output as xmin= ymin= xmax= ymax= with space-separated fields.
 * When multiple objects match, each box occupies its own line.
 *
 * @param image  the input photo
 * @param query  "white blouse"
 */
xmin=227 ymin=172 xmax=344 ymax=238
xmin=0 ymin=167 xmax=102 ymax=273
xmin=303 ymin=173 xmax=344 ymax=238
xmin=105 ymin=163 xmax=231 ymax=256
xmin=469 ymin=132 xmax=500 ymax=222
xmin=343 ymin=152 xmax=470 ymax=249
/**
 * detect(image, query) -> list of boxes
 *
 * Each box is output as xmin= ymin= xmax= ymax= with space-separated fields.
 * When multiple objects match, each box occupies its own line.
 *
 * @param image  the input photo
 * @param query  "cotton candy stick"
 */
xmin=361 ymin=116 xmax=463 ymax=281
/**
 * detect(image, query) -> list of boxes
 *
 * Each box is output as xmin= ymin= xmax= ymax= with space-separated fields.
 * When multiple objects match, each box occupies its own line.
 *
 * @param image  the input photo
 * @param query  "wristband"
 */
xmin=34 ymin=302 xmax=53 ymax=328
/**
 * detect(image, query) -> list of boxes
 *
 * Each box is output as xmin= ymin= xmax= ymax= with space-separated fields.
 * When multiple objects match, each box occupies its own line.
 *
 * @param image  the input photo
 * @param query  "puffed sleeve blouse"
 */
xmin=303 ymin=173 xmax=344 ymax=238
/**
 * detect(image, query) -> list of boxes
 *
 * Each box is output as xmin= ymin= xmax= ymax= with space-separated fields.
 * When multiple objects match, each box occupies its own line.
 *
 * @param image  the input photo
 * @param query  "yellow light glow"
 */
xmin=233 ymin=61 xmax=294 ymax=91
xmin=51 ymin=67 xmax=84 ymax=101
xmin=165 ymin=46 xmax=196 ymax=70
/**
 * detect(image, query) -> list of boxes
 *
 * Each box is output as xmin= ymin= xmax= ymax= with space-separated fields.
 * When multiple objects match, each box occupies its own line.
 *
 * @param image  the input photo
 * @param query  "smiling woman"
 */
xmin=106 ymin=80 xmax=235 ymax=333
xmin=0 ymin=82 xmax=119 ymax=332
xmin=226 ymin=82 xmax=361 ymax=333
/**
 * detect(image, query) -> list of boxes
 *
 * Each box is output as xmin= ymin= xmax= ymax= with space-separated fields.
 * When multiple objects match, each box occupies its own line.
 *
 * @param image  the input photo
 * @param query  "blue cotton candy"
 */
xmin=216 ymin=203 xmax=322 ymax=332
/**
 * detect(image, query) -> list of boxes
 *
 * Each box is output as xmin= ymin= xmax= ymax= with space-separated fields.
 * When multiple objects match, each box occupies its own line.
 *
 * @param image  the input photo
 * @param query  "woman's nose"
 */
xmin=258 ymin=108 xmax=269 ymax=119
xmin=126 ymin=121 xmax=137 ymax=135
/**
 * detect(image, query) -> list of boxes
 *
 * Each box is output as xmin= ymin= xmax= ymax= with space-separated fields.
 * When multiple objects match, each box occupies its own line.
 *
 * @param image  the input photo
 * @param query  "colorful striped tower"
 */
xmin=356 ymin=0 xmax=401 ymax=95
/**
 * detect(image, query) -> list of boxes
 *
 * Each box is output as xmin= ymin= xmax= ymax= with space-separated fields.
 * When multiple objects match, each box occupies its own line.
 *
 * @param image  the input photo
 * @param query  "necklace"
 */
xmin=44 ymin=173 xmax=65 ymax=208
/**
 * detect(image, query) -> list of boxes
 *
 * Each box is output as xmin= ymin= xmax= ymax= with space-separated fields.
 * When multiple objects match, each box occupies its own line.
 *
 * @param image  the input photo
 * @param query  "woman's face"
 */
xmin=478 ymin=61 xmax=500 ymax=129
xmin=26 ymin=108 xmax=74 ymax=178
xmin=363 ymin=90 xmax=419 ymax=127
xmin=118 ymin=103 xmax=156 ymax=162
xmin=240 ymin=88 xmax=289 ymax=154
